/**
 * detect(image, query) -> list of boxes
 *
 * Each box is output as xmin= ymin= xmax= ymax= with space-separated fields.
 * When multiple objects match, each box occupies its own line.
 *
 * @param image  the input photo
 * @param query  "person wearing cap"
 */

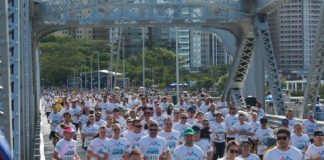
xmin=187 ymin=107 xmax=197 ymax=125
xmin=138 ymin=121 xmax=169 ymax=160
xmin=303 ymin=111 xmax=319 ymax=143
xmin=159 ymin=117 xmax=181 ymax=156
xmin=192 ymin=125 xmax=213 ymax=160
xmin=105 ymin=123 xmax=130 ymax=160
xmin=86 ymin=126 xmax=109 ymax=160
xmin=305 ymin=130 xmax=324 ymax=160
xmin=264 ymin=127 xmax=302 ymax=160
xmin=281 ymin=118 xmax=294 ymax=133
xmin=211 ymin=111 xmax=227 ymax=159
xmin=255 ymin=118 xmax=273 ymax=159
xmin=52 ymin=126 xmax=80 ymax=160
xmin=238 ymin=140 xmax=260 ymax=160
xmin=174 ymin=128 xmax=205 ymax=160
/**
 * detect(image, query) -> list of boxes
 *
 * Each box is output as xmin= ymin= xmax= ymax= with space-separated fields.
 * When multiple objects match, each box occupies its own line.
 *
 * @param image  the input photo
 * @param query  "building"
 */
xmin=268 ymin=0 xmax=322 ymax=74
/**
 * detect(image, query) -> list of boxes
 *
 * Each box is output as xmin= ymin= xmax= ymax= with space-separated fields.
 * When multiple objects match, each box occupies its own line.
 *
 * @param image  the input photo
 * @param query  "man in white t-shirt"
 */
xmin=125 ymin=119 xmax=147 ymax=148
xmin=255 ymin=118 xmax=274 ymax=159
xmin=174 ymin=128 xmax=205 ymax=160
xmin=138 ymin=121 xmax=170 ymax=160
xmin=232 ymin=113 xmax=252 ymax=143
xmin=303 ymin=111 xmax=319 ymax=143
xmin=159 ymin=117 xmax=181 ymax=154
xmin=225 ymin=105 xmax=238 ymax=142
xmin=173 ymin=113 xmax=192 ymax=141
xmin=52 ymin=127 xmax=80 ymax=160
xmin=305 ymin=130 xmax=324 ymax=160
xmin=264 ymin=127 xmax=303 ymax=160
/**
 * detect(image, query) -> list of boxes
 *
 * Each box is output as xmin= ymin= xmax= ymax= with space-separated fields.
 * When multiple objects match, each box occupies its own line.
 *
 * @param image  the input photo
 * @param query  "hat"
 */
xmin=191 ymin=126 xmax=201 ymax=134
xmin=260 ymin=118 xmax=268 ymax=124
xmin=173 ymin=108 xmax=180 ymax=113
xmin=282 ymin=119 xmax=289 ymax=125
xmin=187 ymin=107 xmax=196 ymax=113
xmin=63 ymin=127 xmax=75 ymax=133
xmin=113 ymin=108 xmax=120 ymax=112
xmin=308 ymin=111 xmax=314 ymax=116
xmin=314 ymin=131 xmax=324 ymax=137
xmin=184 ymin=128 xmax=195 ymax=135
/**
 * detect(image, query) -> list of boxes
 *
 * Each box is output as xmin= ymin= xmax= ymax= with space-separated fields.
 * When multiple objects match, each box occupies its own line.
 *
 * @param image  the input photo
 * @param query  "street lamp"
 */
xmin=142 ymin=27 xmax=145 ymax=89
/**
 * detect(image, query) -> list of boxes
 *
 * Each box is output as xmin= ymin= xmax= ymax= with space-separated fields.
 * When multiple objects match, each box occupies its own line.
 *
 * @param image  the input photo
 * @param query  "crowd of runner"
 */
xmin=41 ymin=89 xmax=324 ymax=160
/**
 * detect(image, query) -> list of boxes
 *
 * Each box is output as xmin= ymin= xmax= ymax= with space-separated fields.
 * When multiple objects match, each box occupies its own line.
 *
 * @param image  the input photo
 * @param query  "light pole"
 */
xmin=90 ymin=57 xmax=93 ymax=92
xmin=142 ymin=27 xmax=145 ymax=89
xmin=97 ymin=52 xmax=100 ymax=92
xmin=122 ymin=35 xmax=125 ymax=91
xmin=176 ymin=27 xmax=180 ymax=103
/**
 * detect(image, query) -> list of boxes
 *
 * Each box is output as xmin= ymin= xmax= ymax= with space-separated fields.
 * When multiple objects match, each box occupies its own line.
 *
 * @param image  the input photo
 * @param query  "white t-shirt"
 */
xmin=305 ymin=143 xmax=324 ymax=160
xmin=264 ymin=146 xmax=303 ymax=160
xmin=204 ymin=112 xmax=216 ymax=124
xmin=290 ymin=133 xmax=310 ymax=154
xmin=255 ymin=128 xmax=274 ymax=155
xmin=232 ymin=122 xmax=252 ymax=142
xmin=174 ymin=145 xmax=205 ymax=160
xmin=302 ymin=119 xmax=319 ymax=139
xmin=105 ymin=138 xmax=130 ymax=160
xmin=125 ymin=131 xmax=147 ymax=148
xmin=225 ymin=114 xmax=238 ymax=138
xmin=48 ymin=112 xmax=63 ymax=131
xmin=139 ymin=136 xmax=167 ymax=160
xmin=70 ymin=106 xmax=81 ymax=124
xmin=173 ymin=123 xmax=192 ymax=141
xmin=238 ymin=154 xmax=260 ymax=160
xmin=95 ymin=119 xmax=107 ymax=127
xmin=87 ymin=137 xmax=109 ymax=160
xmin=199 ymin=103 xmax=209 ymax=113
xmin=153 ymin=115 xmax=165 ymax=128
xmin=211 ymin=122 xmax=227 ymax=143
xmin=54 ymin=139 xmax=78 ymax=159
xmin=159 ymin=130 xmax=181 ymax=152
xmin=195 ymin=139 xmax=212 ymax=154
xmin=81 ymin=124 xmax=99 ymax=147
xmin=249 ymin=120 xmax=261 ymax=139
xmin=79 ymin=114 xmax=89 ymax=127
xmin=287 ymin=118 xmax=297 ymax=129
xmin=217 ymin=101 xmax=228 ymax=110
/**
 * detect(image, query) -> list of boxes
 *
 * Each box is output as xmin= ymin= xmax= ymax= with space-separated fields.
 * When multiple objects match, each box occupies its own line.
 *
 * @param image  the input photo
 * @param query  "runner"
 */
xmin=264 ymin=127 xmax=303 ymax=160
xmin=125 ymin=119 xmax=147 ymax=148
xmin=238 ymin=140 xmax=260 ymax=160
xmin=174 ymin=128 xmax=205 ymax=160
xmin=305 ymin=130 xmax=324 ymax=160
xmin=210 ymin=112 xmax=227 ymax=159
xmin=159 ymin=117 xmax=181 ymax=156
xmin=52 ymin=126 xmax=80 ymax=160
xmin=218 ymin=140 xmax=242 ymax=160
xmin=48 ymin=106 xmax=63 ymax=146
xmin=105 ymin=123 xmax=130 ymax=159
xmin=139 ymin=121 xmax=169 ymax=160
xmin=86 ymin=126 xmax=109 ymax=160
xmin=290 ymin=123 xmax=310 ymax=154
xmin=303 ymin=111 xmax=319 ymax=143
xmin=81 ymin=114 xmax=99 ymax=151
xmin=255 ymin=118 xmax=274 ymax=159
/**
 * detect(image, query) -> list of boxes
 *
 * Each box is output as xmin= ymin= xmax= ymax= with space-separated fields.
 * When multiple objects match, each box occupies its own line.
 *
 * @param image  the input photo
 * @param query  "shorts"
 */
xmin=49 ymin=131 xmax=58 ymax=139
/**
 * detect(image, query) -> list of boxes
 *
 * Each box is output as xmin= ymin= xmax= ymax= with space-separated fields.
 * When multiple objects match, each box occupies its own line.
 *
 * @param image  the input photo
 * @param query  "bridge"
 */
xmin=0 ymin=0 xmax=324 ymax=159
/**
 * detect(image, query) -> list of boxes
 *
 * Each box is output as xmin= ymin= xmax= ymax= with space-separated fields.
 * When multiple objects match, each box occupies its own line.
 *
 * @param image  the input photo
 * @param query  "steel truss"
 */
xmin=303 ymin=1 xmax=324 ymax=117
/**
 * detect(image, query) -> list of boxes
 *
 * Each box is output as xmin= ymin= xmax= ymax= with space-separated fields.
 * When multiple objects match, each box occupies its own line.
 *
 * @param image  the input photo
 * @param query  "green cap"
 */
xmin=184 ymin=128 xmax=195 ymax=135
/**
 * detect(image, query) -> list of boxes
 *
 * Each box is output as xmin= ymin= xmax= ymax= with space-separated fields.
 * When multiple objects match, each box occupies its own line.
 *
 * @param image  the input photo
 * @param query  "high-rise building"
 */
xmin=268 ymin=0 xmax=322 ymax=74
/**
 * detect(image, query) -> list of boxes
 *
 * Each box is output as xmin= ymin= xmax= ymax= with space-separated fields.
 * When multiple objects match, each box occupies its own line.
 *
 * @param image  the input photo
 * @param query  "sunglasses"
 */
xmin=135 ymin=125 xmax=142 ymax=128
xmin=229 ymin=149 xmax=239 ymax=154
xmin=181 ymin=117 xmax=188 ymax=119
xmin=150 ymin=128 xmax=158 ymax=132
xmin=113 ymin=128 xmax=120 ymax=131
xmin=277 ymin=136 xmax=288 ymax=141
